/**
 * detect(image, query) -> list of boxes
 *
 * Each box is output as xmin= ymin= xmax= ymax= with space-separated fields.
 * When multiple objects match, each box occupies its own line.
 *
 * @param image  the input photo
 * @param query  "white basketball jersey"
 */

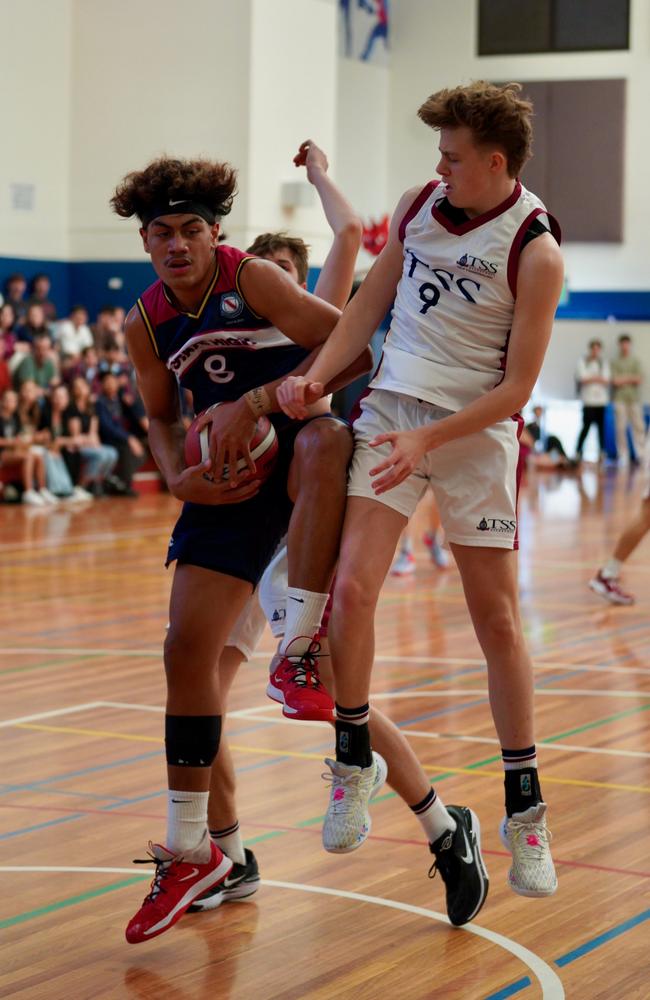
xmin=371 ymin=180 xmax=560 ymax=411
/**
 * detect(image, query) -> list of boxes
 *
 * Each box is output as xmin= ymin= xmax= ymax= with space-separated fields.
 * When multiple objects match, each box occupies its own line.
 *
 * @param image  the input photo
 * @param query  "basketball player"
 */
xmin=112 ymin=153 xmax=375 ymax=943
xmin=194 ymin=142 xmax=489 ymax=929
xmin=278 ymin=82 xmax=564 ymax=899
xmin=589 ymin=428 xmax=650 ymax=605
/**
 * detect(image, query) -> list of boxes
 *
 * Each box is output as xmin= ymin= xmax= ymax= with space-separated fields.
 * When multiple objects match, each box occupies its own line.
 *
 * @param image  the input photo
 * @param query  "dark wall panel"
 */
xmin=519 ymin=79 xmax=625 ymax=243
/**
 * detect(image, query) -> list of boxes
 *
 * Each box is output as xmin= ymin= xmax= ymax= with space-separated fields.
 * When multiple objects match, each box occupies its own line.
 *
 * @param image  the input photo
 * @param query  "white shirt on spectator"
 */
xmin=55 ymin=319 xmax=94 ymax=357
xmin=576 ymin=357 xmax=610 ymax=406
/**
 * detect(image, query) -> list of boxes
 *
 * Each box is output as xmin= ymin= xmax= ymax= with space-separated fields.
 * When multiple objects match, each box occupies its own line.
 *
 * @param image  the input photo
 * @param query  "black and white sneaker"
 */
xmin=429 ymin=805 xmax=489 ymax=926
xmin=188 ymin=849 xmax=260 ymax=912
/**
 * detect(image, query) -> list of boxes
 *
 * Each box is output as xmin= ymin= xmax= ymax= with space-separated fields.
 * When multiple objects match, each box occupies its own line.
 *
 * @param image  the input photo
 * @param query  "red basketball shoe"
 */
xmin=125 ymin=839 xmax=232 ymax=944
xmin=589 ymin=571 xmax=634 ymax=606
xmin=266 ymin=638 xmax=335 ymax=722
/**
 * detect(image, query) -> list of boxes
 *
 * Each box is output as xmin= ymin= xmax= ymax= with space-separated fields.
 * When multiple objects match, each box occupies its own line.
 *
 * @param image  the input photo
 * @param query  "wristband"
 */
xmin=244 ymin=385 xmax=272 ymax=417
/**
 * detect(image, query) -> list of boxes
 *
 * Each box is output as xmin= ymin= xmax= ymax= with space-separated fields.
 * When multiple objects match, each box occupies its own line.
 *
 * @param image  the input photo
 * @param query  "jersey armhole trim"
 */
xmin=398 ymin=181 xmax=439 ymax=243
xmin=235 ymin=256 xmax=264 ymax=320
xmin=507 ymin=209 xmax=561 ymax=298
xmin=136 ymin=298 xmax=159 ymax=358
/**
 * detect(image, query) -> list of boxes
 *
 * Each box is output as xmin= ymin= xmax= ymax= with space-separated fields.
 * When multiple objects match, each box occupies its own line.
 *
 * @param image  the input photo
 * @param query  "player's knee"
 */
xmin=294 ymin=419 xmax=353 ymax=472
xmin=164 ymin=626 xmax=211 ymax=683
xmin=477 ymin=609 xmax=520 ymax=652
xmin=333 ymin=571 xmax=378 ymax=620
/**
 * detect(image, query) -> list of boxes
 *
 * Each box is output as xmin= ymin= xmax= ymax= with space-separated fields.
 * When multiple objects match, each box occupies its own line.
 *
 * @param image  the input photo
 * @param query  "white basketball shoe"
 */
xmin=499 ymin=802 xmax=558 ymax=897
xmin=322 ymin=751 xmax=387 ymax=854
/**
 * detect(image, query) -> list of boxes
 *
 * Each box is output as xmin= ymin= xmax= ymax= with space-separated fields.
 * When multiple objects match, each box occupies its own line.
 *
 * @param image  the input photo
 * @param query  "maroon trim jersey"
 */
xmin=136 ymin=245 xmax=308 ymax=415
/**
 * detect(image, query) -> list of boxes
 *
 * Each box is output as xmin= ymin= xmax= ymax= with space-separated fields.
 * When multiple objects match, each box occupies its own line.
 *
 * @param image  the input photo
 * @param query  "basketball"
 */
xmin=184 ymin=403 xmax=279 ymax=483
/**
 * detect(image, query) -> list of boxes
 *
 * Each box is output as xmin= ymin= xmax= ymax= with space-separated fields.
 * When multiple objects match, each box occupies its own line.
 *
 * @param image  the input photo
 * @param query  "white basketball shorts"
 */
xmin=347 ymin=389 xmax=522 ymax=550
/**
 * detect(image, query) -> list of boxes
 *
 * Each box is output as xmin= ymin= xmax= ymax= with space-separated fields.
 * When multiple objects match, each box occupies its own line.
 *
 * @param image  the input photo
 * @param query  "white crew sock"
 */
xmin=279 ymin=588 xmax=329 ymax=657
xmin=209 ymin=820 xmax=246 ymax=866
xmin=412 ymin=789 xmax=457 ymax=843
xmin=166 ymin=790 xmax=210 ymax=859
xmin=601 ymin=558 xmax=622 ymax=579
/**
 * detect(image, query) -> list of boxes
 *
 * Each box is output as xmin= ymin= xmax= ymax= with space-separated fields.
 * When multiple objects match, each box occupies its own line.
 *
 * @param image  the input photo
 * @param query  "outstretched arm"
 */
xmin=277 ymin=186 xmax=420 ymax=418
xmin=294 ymin=140 xmax=363 ymax=309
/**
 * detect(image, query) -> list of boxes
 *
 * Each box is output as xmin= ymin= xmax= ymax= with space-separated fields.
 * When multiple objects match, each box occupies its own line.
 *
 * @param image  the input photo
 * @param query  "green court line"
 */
xmin=0 ymin=655 xmax=101 ymax=677
xmin=0 ymin=876 xmax=146 ymax=929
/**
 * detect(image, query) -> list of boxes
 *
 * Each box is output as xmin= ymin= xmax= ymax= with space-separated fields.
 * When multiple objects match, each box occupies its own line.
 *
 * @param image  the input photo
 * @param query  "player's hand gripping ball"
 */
xmin=184 ymin=404 xmax=279 ymax=484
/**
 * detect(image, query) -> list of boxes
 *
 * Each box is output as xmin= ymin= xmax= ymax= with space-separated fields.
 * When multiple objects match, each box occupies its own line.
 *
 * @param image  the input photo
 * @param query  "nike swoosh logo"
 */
xmin=168 ymin=198 xmax=187 ymax=206
xmin=289 ymin=596 xmax=305 ymax=603
xmin=171 ymin=799 xmax=191 ymax=804
xmin=178 ymin=867 xmax=200 ymax=881
xmin=460 ymin=827 xmax=474 ymax=865
xmin=223 ymin=873 xmax=244 ymax=888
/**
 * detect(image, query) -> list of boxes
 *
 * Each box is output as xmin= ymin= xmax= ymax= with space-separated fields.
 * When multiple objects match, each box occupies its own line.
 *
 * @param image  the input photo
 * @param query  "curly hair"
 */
xmin=418 ymin=81 xmax=533 ymax=177
xmin=110 ymin=157 xmax=238 ymax=223
xmin=247 ymin=232 xmax=310 ymax=285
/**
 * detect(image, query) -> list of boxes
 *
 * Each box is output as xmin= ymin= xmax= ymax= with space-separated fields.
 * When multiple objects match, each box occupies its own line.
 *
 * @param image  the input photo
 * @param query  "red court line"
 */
xmin=2 ymin=800 xmax=649 ymax=881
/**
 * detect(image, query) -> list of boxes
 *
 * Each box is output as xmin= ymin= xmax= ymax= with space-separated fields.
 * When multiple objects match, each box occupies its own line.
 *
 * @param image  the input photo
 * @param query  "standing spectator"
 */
xmin=95 ymin=371 xmax=146 ymax=496
xmin=0 ymin=388 xmax=50 ymax=505
xmin=66 ymin=376 xmax=118 ymax=495
xmin=13 ymin=334 xmax=59 ymax=393
xmin=27 ymin=274 xmax=57 ymax=322
xmin=575 ymin=339 xmax=610 ymax=463
xmin=55 ymin=305 xmax=94 ymax=361
xmin=611 ymin=333 xmax=645 ymax=466
xmin=3 ymin=274 xmax=28 ymax=323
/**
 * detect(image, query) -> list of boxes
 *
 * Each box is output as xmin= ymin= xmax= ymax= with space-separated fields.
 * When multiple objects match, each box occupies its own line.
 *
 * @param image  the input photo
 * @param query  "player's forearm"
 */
xmin=310 ymin=168 xmax=362 ymax=240
xmin=148 ymin=417 xmax=186 ymax=482
xmin=421 ymin=380 xmax=530 ymax=452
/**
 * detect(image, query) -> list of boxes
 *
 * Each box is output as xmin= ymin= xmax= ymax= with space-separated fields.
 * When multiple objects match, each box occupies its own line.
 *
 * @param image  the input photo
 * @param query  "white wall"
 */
xmin=0 ymin=0 xmax=72 ymax=259
xmin=245 ymin=0 xmax=338 ymax=264
xmin=69 ymin=0 xmax=253 ymax=261
xmin=538 ymin=319 xmax=650 ymax=402
xmin=388 ymin=0 xmax=650 ymax=291
xmin=336 ymin=56 xmax=390 ymax=273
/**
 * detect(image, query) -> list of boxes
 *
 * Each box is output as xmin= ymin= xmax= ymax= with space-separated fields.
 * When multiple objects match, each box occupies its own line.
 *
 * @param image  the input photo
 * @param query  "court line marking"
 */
xmin=3 ymin=647 xmax=650 ymax=678
xmin=0 ymin=702 xmax=104 ymax=729
xmin=9 ymin=723 xmax=650 ymax=794
xmin=224 ymin=713 xmax=650 ymax=760
xmin=369 ymin=689 xmax=650 ymax=700
xmin=0 ymin=866 xmax=564 ymax=999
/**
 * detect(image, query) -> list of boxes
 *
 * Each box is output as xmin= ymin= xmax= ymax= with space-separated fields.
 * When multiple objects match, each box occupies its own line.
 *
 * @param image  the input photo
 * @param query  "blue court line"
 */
xmin=0 ymin=814 xmax=85 ymax=841
xmin=483 ymin=907 xmax=650 ymax=999
xmin=555 ymin=907 xmax=650 ymax=966
xmin=0 ymin=750 xmax=163 ymax=797
xmin=483 ymin=978 xmax=532 ymax=1000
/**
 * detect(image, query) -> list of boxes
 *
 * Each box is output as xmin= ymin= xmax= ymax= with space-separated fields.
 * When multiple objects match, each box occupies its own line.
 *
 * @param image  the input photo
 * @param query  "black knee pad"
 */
xmin=165 ymin=715 xmax=222 ymax=767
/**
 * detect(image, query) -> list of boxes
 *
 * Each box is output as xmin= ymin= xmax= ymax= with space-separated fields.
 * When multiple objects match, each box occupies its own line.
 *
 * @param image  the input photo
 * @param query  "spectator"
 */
xmin=55 ymin=305 xmax=93 ymax=360
xmin=13 ymin=333 xmax=59 ymax=393
xmin=3 ymin=274 xmax=28 ymax=323
xmin=0 ymin=302 xmax=17 ymax=348
xmin=27 ymin=274 xmax=57 ymax=322
xmin=98 ymin=338 xmax=130 ymax=386
xmin=16 ymin=380 xmax=47 ymax=438
xmin=66 ymin=376 xmax=118 ymax=496
xmin=0 ymin=388 xmax=51 ymax=506
xmin=93 ymin=305 xmax=126 ymax=352
xmin=611 ymin=333 xmax=645 ymax=466
xmin=525 ymin=405 xmax=575 ymax=469
xmin=15 ymin=302 xmax=51 ymax=346
xmin=575 ymin=339 xmax=610 ymax=463
xmin=95 ymin=371 xmax=146 ymax=496
xmin=40 ymin=383 xmax=92 ymax=501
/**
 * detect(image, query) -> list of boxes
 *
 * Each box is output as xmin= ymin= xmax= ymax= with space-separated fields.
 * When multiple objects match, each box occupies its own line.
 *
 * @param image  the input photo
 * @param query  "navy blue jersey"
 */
xmin=137 ymin=245 xmax=308 ymax=415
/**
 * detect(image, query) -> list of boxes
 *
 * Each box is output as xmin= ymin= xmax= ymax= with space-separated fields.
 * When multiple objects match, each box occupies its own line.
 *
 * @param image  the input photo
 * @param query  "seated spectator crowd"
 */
xmin=0 ymin=274 xmax=149 ymax=506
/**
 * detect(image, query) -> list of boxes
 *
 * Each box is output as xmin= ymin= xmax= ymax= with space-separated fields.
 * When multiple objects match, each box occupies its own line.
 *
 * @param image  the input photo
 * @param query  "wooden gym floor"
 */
xmin=1 ymin=464 xmax=649 ymax=1000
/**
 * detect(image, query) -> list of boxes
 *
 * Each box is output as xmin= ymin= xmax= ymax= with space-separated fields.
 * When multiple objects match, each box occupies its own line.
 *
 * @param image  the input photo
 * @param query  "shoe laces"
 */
xmin=427 ymin=831 xmax=456 ymax=883
xmin=284 ymin=641 xmax=326 ymax=690
xmin=508 ymin=816 xmax=553 ymax=860
xmin=132 ymin=843 xmax=175 ymax=903
xmin=322 ymin=768 xmax=363 ymax=814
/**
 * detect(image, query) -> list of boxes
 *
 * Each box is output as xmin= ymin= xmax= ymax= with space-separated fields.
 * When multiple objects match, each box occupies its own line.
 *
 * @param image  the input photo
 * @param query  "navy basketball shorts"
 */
xmin=166 ymin=413 xmax=349 ymax=587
